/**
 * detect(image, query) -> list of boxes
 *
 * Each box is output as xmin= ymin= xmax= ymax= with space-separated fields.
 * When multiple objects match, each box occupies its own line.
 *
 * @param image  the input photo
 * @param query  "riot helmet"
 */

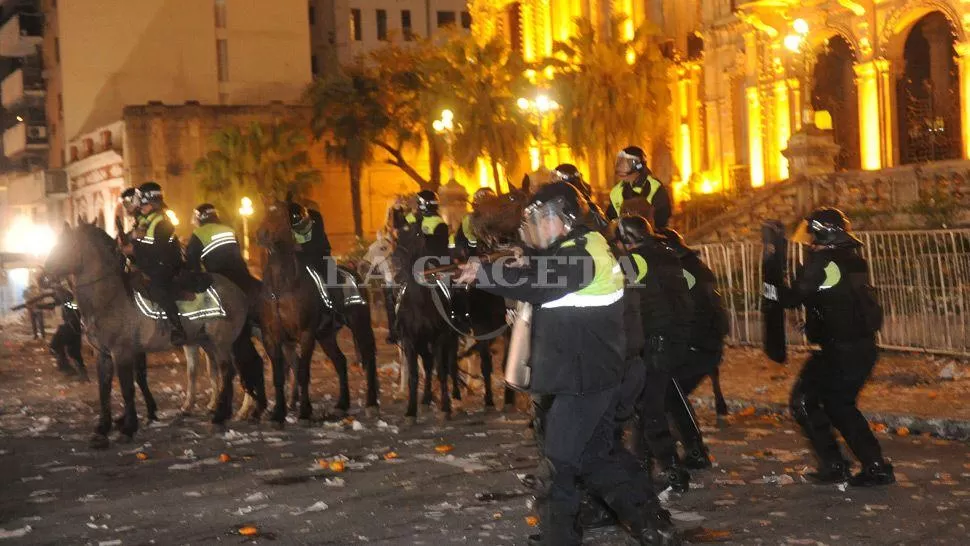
xmin=416 ymin=190 xmax=439 ymax=216
xmin=609 ymin=215 xmax=654 ymax=248
xmin=519 ymin=182 xmax=588 ymax=249
xmin=136 ymin=182 xmax=165 ymax=211
xmin=554 ymin=163 xmax=594 ymax=200
xmin=120 ymin=188 xmax=140 ymax=216
xmin=655 ymin=227 xmax=695 ymax=257
xmin=289 ymin=202 xmax=312 ymax=234
xmin=614 ymin=146 xmax=647 ymax=178
xmin=793 ymin=207 xmax=861 ymax=248
xmin=193 ymin=203 xmax=219 ymax=226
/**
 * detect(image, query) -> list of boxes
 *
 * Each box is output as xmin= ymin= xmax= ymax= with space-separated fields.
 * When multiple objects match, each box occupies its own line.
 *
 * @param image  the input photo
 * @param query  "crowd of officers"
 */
xmin=33 ymin=143 xmax=894 ymax=546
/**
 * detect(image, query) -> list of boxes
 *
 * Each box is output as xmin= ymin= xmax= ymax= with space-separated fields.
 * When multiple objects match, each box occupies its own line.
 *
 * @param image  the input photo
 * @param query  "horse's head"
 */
xmin=44 ymin=223 xmax=121 ymax=281
xmin=470 ymin=189 xmax=531 ymax=250
xmin=390 ymin=223 xmax=428 ymax=281
xmin=257 ymin=200 xmax=297 ymax=255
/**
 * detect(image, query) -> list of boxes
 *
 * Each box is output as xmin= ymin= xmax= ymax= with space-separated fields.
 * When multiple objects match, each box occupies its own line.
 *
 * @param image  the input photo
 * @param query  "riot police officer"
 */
xmin=414 ymin=189 xmax=450 ymax=258
xmin=553 ymin=163 xmax=609 ymax=231
xmin=656 ymin=227 xmax=727 ymax=469
xmin=131 ymin=181 xmax=187 ymax=345
xmin=612 ymin=215 xmax=693 ymax=493
xmin=38 ymin=285 xmax=87 ymax=381
xmin=450 ymin=187 xmax=494 ymax=260
xmin=607 ymin=146 xmax=672 ymax=229
xmin=778 ymin=208 xmax=894 ymax=487
xmin=456 ymin=183 xmax=678 ymax=546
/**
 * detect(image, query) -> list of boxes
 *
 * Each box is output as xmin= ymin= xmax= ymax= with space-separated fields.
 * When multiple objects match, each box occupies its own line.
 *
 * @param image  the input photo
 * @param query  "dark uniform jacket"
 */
xmin=628 ymin=238 xmax=693 ymax=348
xmin=295 ymin=209 xmax=333 ymax=271
xmin=478 ymin=227 xmax=626 ymax=395
xmin=133 ymin=211 xmax=182 ymax=277
xmin=782 ymin=245 xmax=882 ymax=344
xmin=606 ymin=175 xmax=672 ymax=228
xmin=186 ymin=223 xmax=258 ymax=294
xmin=681 ymin=252 xmax=730 ymax=352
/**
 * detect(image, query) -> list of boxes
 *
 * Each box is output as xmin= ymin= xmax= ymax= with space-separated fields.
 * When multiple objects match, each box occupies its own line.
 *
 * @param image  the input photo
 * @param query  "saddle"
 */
xmin=128 ymin=269 xmax=225 ymax=321
xmin=306 ymin=264 xmax=367 ymax=310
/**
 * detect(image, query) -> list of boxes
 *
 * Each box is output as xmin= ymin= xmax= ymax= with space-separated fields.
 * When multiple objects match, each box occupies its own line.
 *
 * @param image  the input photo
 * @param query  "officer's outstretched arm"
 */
xmin=476 ymin=245 xmax=591 ymax=305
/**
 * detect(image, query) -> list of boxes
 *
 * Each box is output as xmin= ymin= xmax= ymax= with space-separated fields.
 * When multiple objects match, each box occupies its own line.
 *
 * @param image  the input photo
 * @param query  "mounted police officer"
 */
xmin=656 ymin=227 xmax=727 ymax=469
xmin=131 ymin=181 xmax=187 ymax=345
xmin=612 ymin=215 xmax=693 ymax=493
xmin=413 ymin=189 xmax=450 ymax=258
xmin=553 ymin=163 xmax=608 ymax=231
xmin=450 ymin=187 xmax=493 ymax=261
xmin=456 ymin=183 xmax=678 ymax=546
xmin=607 ymin=146 xmax=672 ymax=229
xmin=775 ymin=208 xmax=894 ymax=487
xmin=186 ymin=204 xmax=258 ymax=295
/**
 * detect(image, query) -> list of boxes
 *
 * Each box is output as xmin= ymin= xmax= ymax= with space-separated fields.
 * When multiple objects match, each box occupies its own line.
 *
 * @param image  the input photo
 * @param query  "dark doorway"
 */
xmin=813 ymin=35 xmax=860 ymax=170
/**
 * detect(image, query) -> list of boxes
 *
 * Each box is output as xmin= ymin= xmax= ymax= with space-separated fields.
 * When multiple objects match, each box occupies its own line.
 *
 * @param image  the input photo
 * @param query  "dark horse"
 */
xmin=256 ymin=201 xmax=379 ymax=426
xmin=392 ymin=222 xmax=458 ymax=424
xmin=44 ymin=224 xmax=248 ymax=448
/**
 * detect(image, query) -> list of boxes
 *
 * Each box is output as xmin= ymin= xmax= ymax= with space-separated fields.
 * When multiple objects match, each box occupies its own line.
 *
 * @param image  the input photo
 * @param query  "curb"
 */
xmin=691 ymin=395 xmax=970 ymax=442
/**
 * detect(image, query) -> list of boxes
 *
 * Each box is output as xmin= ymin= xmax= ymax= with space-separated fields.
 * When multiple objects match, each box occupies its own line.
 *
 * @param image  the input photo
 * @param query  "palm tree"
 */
xmin=305 ymin=67 xmax=389 ymax=238
xmin=194 ymin=121 xmax=319 ymax=221
xmin=547 ymin=16 xmax=670 ymax=188
xmin=438 ymin=30 xmax=531 ymax=192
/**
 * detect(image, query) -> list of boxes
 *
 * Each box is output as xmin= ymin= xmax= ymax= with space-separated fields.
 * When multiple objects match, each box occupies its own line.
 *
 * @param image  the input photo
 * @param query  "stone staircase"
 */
xmin=683 ymin=159 xmax=970 ymax=243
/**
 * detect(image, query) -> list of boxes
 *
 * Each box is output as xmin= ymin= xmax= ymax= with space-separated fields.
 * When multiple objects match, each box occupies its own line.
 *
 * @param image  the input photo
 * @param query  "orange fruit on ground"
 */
xmin=219 ymin=453 xmax=231 ymax=463
xmin=384 ymin=452 xmax=398 ymax=460
xmin=928 ymin=392 xmax=939 ymax=400
xmin=136 ymin=452 xmax=149 ymax=461
xmin=329 ymin=460 xmax=346 ymax=472
xmin=317 ymin=459 xmax=329 ymax=469
xmin=239 ymin=526 xmax=259 ymax=536
xmin=525 ymin=515 xmax=539 ymax=527
xmin=435 ymin=444 xmax=454 ymax=454
xmin=739 ymin=407 xmax=756 ymax=417
xmin=896 ymin=427 xmax=910 ymax=437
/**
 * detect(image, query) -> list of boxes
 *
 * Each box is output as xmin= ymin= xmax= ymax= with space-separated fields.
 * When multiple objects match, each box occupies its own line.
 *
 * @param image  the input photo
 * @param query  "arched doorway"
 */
xmin=812 ymin=35 xmax=860 ymax=171
xmin=896 ymin=12 xmax=962 ymax=164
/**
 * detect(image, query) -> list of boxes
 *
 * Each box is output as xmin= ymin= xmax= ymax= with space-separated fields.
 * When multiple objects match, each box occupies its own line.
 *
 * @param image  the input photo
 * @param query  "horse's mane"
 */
xmin=470 ymin=190 xmax=530 ymax=249
xmin=77 ymin=223 xmax=126 ymax=271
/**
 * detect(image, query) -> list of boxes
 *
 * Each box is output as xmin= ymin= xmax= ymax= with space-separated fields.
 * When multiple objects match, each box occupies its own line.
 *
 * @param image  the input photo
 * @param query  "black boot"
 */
xmin=807 ymin=460 xmax=851 ymax=484
xmin=659 ymin=457 xmax=690 ymax=493
xmin=54 ymin=353 xmax=76 ymax=376
xmin=682 ymin=445 xmax=712 ymax=470
xmin=849 ymin=461 xmax=895 ymax=487
xmin=579 ymin=496 xmax=617 ymax=530
xmin=167 ymin=317 xmax=187 ymax=346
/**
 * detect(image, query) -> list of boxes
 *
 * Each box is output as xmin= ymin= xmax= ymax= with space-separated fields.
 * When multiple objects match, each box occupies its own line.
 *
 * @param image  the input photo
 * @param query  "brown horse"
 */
xmin=257 ymin=201 xmax=379 ymax=426
xmin=44 ymin=224 xmax=248 ymax=448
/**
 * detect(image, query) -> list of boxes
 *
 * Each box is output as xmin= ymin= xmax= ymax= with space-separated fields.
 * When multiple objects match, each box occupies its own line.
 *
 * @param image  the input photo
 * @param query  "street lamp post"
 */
xmin=784 ymin=19 xmax=813 ymax=127
xmin=238 ymin=196 xmax=254 ymax=261
xmin=517 ymin=94 xmax=559 ymax=169
xmin=432 ymin=109 xmax=457 ymax=183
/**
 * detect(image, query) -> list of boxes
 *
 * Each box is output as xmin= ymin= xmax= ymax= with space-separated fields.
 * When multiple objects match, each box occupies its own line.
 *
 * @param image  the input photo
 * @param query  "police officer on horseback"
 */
xmin=607 ymin=146 xmax=672 ymax=229
xmin=186 ymin=204 xmax=257 ymax=295
xmin=413 ymin=189 xmax=450 ymax=258
xmin=131 ymin=181 xmax=187 ymax=345
xmin=450 ymin=187 xmax=493 ymax=260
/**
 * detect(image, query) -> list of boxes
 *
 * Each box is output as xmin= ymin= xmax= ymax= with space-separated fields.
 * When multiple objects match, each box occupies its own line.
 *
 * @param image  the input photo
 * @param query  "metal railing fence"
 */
xmin=696 ymin=229 xmax=970 ymax=357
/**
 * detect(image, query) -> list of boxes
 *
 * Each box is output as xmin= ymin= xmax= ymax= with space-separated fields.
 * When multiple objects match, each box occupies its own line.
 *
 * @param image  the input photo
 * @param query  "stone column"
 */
xmin=955 ymin=42 xmax=970 ymax=159
xmin=773 ymin=79 xmax=791 ymax=180
xmin=854 ymin=58 xmax=893 ymax=170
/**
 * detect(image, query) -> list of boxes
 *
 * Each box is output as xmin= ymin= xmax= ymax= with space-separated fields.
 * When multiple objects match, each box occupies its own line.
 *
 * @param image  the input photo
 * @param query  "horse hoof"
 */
xmin=404 ymin=416 xmax=418 ymax=428
xmin=210 ymin=423 xmax=228 ymax=435
xmin=89 ymin=434 xmax=110 ymax=450
xmin=364 ymin=406 xmax=380 ymax=419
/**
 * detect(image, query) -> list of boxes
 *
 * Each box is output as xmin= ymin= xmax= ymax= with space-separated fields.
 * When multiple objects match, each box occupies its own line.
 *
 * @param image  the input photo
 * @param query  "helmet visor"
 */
xmin=519 ymin=198 xmax=569 ymax=249
xmin=791 ymin=219 xmax=812 ymax=245
xmin=614 ymin=150 xmax=640 ymax=177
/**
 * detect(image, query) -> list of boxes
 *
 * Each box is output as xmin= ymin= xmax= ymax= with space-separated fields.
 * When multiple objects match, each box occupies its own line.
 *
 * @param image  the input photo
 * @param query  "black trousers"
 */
xmin=50 ymin=324 xmax=84 ymax=372
xmin=30 ymin=310 xmax=45 ymax=339
xmin=146 ymin=271 xmax=183 ymax=331
xmin=232 ymin=322 xmax=266 ymax=404
xmin=789 ymin=337 xmax=884 ymax=466
xmin=536 ymin=387 xmax=650 ymax=546
xmin=667 ymin=348 xmax=722 ymax=450
xmin=636 ymin=360 xmax=678 ymax=464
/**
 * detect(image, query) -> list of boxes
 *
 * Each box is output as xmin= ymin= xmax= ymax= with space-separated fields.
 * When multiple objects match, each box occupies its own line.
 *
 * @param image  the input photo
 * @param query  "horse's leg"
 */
xmin=91 ymin=350 xmax=114 ymax=449
xmin=266 ymin=339 xmax=288 ymax=427
xmin=209 ymin=345 xmax=236 ymax=430
xmin=435 ymin=334 xmax=453 ymax=420
xmin=181 ymin=345 xmax=200 ymax=414
xmin=500 ymin=331 xmax=517 ymax=412
xmin=206 ymin=351 xmax=221 ymax=413
xmin=134 ymin=353 xmax=157 ymax=422
xmin=420 ymin=345 xmax=435 ymax=406
xmin=349 ymin=306 xmax=379 ymax=415
xmin=404 ymin=343 xmax=420 ymax=424
xmin=288 ymin=343 xmax=300 ymax=412
xmin=319 ymin=331 xmax=350 ymax=416
xmin=479 ymin=341 xmax=495 ymax=410
xmin=296 ymin=331 xmax=315 ymax=423
xmin=232 ymin=325 xmax=267 ymax=422
xmin=450 ymin=343 xmax=462 ymax=401
xmin=115 ymin=351 xmax=139 ymax=442
xmin=711 ymin=367 xmax=728 ymax=417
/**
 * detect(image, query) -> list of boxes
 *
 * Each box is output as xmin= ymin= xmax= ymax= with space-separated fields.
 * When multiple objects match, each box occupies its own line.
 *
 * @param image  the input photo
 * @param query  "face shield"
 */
xmin=614 ymin=150 xmax=641 ymax=178
xmin=791 ymin=219 xmax=813 ymax=245
xmin=518 ymin=197 xmax=570 ymax=250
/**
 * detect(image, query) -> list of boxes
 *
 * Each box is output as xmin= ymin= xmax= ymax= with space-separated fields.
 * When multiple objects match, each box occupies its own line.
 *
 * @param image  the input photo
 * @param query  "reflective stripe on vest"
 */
xmin=609 ymin=177 xmax=662 ymax=215
xmin=819 ymin=261 xmax=841 ymax=291
xmin=541 ymin=232 xmax=625 ymax=309
xmin=421 ymin=215 xmax=445 ymax=236
xmin=140 ymin=212 xmax=173 ymax=245
xmin=631 ymin=254 xmax=648 ymax=283
xmin=194 ymin=223 xmax=238 ymax=259
xmin=683 ymin=269 xmax=696 ymax=290
xmin=64 ymin=300 xmax=78 ymax=311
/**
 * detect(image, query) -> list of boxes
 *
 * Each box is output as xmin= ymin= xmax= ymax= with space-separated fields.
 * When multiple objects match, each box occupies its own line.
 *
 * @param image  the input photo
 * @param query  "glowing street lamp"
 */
xmin=517 ymin=94 xmax=559 ymax=169
xmin=433 ymin=109 xmax=458 ymax=183
xmin=238 ymin=196 xmax=254 ymax=261
xmin=165 ymin=209 xmax=179 ymax=226
xmin=784 ymin=19 xmax=814 ymax=125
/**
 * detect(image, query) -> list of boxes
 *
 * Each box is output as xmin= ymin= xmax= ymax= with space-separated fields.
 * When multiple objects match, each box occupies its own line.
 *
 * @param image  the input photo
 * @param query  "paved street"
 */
xmin=1 ymin=324 xmax=969 ymax=545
